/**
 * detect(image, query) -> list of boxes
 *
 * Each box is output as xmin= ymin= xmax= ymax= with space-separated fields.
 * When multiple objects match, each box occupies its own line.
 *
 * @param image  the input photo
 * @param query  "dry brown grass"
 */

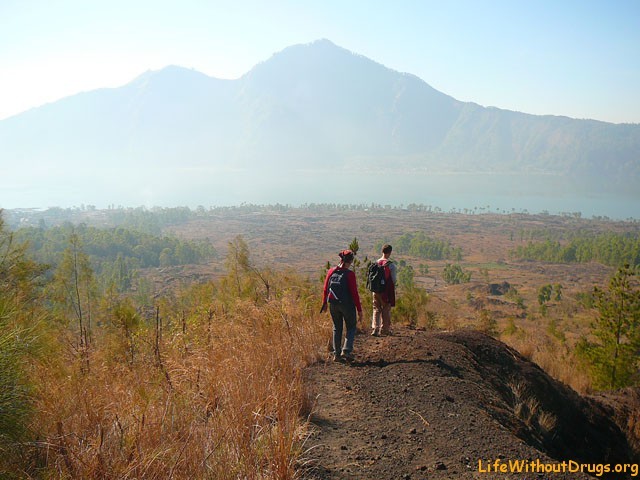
xmin=508 ymin=380 xmax=557 ymax=436
xmin=499 ymin=326 xmax=592 ymax=394
xmin=28 ymin=274 xmax=328 ymax=479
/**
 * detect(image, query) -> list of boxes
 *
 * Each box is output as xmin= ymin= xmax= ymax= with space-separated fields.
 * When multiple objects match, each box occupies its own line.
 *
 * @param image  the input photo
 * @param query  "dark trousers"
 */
xmin=329 ymin=302 xmax=357 ymax=356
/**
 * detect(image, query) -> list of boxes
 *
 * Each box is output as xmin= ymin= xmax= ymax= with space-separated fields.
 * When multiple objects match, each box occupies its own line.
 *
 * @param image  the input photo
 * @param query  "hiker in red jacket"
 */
xmin=371 ymin=244 xmax=397 ymax=336
xmin=321 ymin=249 xmax=363 ymax=362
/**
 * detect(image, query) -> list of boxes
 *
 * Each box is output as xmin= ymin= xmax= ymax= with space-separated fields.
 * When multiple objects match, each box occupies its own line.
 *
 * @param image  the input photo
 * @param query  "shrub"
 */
xmin=442 ymin=263 xmax=471 ymax=285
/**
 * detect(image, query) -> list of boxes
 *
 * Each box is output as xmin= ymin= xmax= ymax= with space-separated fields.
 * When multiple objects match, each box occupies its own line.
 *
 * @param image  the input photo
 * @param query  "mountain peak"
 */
xmin=128 ymin=65 xmax=214 ymax=89
xmin=277 ymin=38 xmax=349 ymax=54
xmin=278 ymin=38 xmax=373 ymax=64
xmin=242 ymin=38 xmax=393 ymax=89
xmin=302 ymin=38 xmax=340 ymax=48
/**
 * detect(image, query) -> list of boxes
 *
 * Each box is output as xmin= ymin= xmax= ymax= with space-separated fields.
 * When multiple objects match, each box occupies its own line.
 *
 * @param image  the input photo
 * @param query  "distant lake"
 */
xmin=1 ymin=169 xmax=638 ymax=220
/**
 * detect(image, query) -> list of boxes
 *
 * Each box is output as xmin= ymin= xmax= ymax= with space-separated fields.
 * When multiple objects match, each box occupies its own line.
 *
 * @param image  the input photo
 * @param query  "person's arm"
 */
xmin=320 ymin=267 xmax=334 ymax=312
xmin=389 ymin=262 xmax=398 ymax=285
xmin=347 ymin=271 xmax=362 ymax=313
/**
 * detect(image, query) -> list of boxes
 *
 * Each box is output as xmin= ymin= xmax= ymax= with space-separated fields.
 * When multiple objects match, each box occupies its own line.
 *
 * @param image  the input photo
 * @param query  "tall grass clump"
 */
xmin=0 ymin=212 xmax=49 ymax=478
xmin=0 ymin=299 xmax=33 ymax=472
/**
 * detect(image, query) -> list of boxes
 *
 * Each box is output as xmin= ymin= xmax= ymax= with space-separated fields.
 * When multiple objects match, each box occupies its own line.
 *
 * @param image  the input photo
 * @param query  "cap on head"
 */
xmin=339 ymin=249 xmax=355 ymax=263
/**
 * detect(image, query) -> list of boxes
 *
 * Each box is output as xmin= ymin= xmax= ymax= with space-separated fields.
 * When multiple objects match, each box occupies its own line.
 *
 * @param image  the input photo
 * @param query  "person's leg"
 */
xmin=341 ymin=305 xmax=358 ymax=358
xmin=371 ymin=293 xmax=383 ymax=335
xmin=329 ymin=303 xmax=344 ymax=360
xmin=380 ymin=300 xmax=392 ymax=335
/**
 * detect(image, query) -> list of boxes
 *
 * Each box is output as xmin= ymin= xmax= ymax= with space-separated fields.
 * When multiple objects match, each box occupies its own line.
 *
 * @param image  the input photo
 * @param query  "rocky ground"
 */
xmin=301 ymin=326 xmax=638 ymax=479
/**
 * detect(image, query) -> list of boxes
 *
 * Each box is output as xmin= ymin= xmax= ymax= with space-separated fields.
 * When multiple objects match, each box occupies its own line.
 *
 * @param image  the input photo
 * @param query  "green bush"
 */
xmin=442 ymin=263 xmax=472 ymax=285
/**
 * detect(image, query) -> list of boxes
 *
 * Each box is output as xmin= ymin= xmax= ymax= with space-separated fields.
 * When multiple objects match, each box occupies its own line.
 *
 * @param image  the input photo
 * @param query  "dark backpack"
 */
xmin=367 ymin=261 xmax=388 ymax=293
xmin=327 ymin=268 xmax=350 ymax=304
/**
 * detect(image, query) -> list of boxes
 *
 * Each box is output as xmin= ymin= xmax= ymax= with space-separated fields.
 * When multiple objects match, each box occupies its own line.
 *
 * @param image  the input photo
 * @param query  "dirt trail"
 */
xmin=301 ymin=326 xmax=634 ymax=479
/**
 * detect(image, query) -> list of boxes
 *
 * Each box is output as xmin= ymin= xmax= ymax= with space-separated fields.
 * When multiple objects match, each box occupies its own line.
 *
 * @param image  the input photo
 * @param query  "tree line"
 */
xmin=377 ymin=231 xmax=463 ymax=261
xmin=511 ymin=232 xmax=640 ymax=267
xmin=12 ymin=222 xmax=216 ymax=293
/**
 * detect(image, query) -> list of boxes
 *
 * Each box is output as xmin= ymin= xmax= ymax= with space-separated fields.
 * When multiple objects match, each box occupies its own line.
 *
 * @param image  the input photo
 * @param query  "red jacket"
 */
xmin=322 ymin=266 xmax=362 ymax=313
xmin=378 ymin=259 xmax=396 ymax=306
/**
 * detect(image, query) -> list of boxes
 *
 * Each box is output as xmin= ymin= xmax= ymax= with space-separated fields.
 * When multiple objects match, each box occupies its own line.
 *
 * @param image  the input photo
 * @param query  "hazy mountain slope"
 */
xmin=435 ymin=105 xmax=640 ymax=179
xmin=0 ymin=66 xmax=238 ymax=168
xmin=0 ymin=39 xmax=638 ymax=189
xmin=235 ymin=40 xmax=462 ymax=167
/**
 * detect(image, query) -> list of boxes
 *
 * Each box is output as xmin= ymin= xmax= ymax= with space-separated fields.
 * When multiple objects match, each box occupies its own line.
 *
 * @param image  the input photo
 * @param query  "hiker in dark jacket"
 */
xmin=321 ymin=249 xmax=363 ymax=362
xmin=371 ymin=244 xmax=397 ymax=336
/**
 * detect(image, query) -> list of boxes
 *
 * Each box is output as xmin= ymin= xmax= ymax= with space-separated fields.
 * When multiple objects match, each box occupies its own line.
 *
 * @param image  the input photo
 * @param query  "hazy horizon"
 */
xmin=2 ymin=170 xmax=637 ymax=221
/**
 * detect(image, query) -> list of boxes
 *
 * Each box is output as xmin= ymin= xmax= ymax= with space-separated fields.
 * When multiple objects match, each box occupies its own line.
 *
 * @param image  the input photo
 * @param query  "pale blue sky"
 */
xmin=1 ymin=0 xmax=638 ymax=123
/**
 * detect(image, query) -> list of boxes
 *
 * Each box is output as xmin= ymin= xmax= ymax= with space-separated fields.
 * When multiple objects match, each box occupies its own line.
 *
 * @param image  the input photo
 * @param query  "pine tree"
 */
xmin=50 ymin=232 xmax=96 ymax=370
xmin=579 ymin=265 xmax=640 ymax=389
xmin=224 ymin=235 xmax=270 ymax=300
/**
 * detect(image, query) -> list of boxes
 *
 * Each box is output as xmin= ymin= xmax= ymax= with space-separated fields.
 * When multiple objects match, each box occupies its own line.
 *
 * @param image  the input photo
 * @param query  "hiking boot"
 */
xmin=342 ymin=353 xmax=355 ymax=363
xmin=333 ymin=354 xmax=345 ymax=363
xmin=371 ymin=329 xmax=380 ymax=337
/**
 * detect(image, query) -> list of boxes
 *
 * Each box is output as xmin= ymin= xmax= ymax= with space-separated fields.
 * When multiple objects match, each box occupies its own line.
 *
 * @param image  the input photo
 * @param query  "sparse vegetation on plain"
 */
xmin=2 ymin=204 xmax=639 ymax=478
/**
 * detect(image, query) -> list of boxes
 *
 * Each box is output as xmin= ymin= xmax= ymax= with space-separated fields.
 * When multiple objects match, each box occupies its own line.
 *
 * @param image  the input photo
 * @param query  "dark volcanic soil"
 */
xmin=301 ymin=326 xmax=637 ymax=479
